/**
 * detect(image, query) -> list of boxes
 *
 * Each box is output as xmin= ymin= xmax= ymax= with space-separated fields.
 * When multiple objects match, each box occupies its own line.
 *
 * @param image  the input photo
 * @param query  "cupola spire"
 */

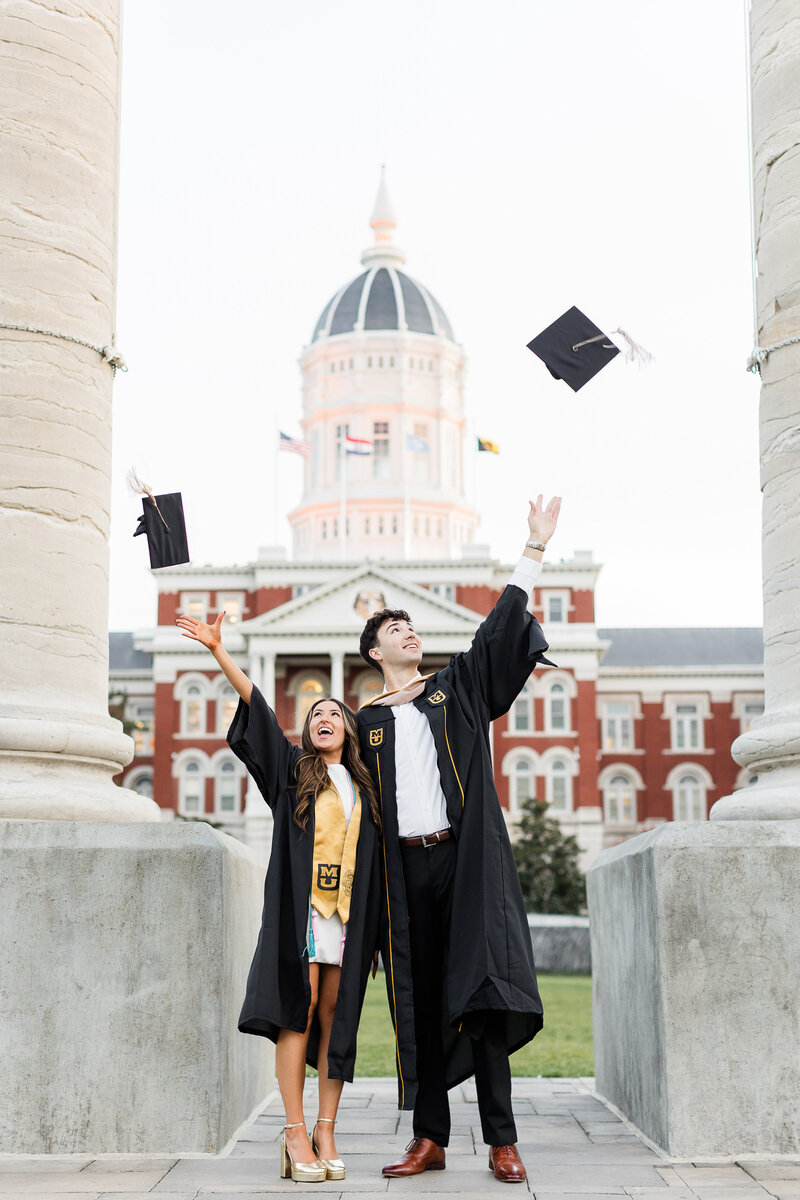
xmin=361 ymin=166 xmax=406 ymax=268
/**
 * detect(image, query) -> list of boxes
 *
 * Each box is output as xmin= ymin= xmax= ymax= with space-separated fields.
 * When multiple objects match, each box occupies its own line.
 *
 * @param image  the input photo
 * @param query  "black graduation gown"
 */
xmin=357 ymin=583 xmax=554 ymax=1111
xmin=228 ymin=686 xmax=381 ymax=1080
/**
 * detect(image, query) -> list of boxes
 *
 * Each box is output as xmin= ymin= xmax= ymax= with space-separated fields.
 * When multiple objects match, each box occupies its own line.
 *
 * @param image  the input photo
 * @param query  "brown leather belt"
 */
xmin=399 ymin=828 xmax=452 ymax=848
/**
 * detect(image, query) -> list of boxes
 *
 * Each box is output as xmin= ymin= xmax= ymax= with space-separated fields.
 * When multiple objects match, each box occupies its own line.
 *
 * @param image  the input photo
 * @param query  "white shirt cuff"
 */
xmin=509 ymin=555 xmax=543 ymax=601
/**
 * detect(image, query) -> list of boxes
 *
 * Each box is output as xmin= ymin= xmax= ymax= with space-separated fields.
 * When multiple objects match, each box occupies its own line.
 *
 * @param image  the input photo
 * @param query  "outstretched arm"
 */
xmin=175 ymin=611 xmax=253 ymax=705
xmin=450 ymin=493 xmax=562 ymax=717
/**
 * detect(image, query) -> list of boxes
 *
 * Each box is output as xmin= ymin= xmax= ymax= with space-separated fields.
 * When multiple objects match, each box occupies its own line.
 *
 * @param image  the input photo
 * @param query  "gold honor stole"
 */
xmin=310 ymin=778 xmax=361 ymax=924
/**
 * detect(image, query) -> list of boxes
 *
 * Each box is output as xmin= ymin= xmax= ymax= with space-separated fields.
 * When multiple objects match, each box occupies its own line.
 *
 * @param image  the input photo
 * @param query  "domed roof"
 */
xmin=311 ymin=266 xmax=454 ymax=343
xmin=311 ymin=169 xmax=455 ymax=344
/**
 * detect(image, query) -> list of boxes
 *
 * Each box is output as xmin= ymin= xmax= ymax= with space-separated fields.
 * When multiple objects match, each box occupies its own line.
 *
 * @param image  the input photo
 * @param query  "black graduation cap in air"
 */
xmin=527 ymin=306 xmax=621 ymax=392
xmin=133 ymin=492 xmax=190 ymax=569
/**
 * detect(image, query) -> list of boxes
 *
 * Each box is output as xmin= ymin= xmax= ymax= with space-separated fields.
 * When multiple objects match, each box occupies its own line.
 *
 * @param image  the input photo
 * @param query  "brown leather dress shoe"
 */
xmin=382 ymin=1137 xmax=446 ymax=1177
xmin=488 ymin=1144 xmax=527 ymax=1182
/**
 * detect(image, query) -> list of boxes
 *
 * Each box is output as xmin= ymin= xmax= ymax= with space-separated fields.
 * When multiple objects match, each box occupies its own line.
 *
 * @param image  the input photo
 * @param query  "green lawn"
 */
xmin=353 ymin=972 xmax=593 ymax=1078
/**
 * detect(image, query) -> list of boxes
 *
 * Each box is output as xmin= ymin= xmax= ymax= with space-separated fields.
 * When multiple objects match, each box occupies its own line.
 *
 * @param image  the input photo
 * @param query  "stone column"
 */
xmin=0 ymin=0 xmax=156 ymax=820
xmin=712 ymin=0 xmax=800 ymax=820
xmin=330 ymin=648 xmax=345 ymax=701
xmin=244 ymin=649 xmax=274 ymax=863
xmin=586 ymin=3 xmax=800 ymax=1155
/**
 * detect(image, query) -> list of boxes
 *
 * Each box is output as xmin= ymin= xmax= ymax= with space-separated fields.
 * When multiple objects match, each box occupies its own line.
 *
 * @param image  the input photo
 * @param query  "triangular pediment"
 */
xmin=240 ymin=564 xmax=484 ymax=636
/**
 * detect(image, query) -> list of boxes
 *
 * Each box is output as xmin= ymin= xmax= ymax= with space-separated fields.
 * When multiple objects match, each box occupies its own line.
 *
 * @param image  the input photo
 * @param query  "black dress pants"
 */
xmin=400 ymin=838 xmax=517 ymax=1148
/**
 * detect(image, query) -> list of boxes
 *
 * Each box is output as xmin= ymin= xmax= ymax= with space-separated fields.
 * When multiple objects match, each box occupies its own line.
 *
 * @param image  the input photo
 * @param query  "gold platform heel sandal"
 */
xmin=312 ymin=1116 xmax=346 ymax=1181
xmin=280 ymin=1121 xmax=327 ymax=1183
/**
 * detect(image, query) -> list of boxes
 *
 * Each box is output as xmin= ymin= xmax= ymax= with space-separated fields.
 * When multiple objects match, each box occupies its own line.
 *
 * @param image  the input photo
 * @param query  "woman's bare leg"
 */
xmin=276 ymin=964 xmax=318 ymax=1163
xmin=312 ymin=964 xmax=344 ymax=1160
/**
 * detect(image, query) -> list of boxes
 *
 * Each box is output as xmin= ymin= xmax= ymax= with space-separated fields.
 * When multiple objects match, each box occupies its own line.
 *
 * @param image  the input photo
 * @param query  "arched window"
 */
xmin=511 ymin=680 xmax=534 ymax=733
xmin=357 ymin=675 xmax=384 ymax=709
xmin=547 ymin=683 xmax=569 ymax=732
xmin=215 ymin=759 xmax=239 ymax=814
xmin=511 ymin=758 xmax=536 ymax=811
xmin=175 ymin=675 xmax=210 ymax=735
xmin=217 ymin=684 xmax=238 ymax=734
xmin=546 ymin=757 xmax=572 ymax=812
xmin=674 ymin=773 xmax=706 ymax=821
xmin=124 ymin=767 xmax=154 ymax=800
xmin=296 ymin=677 xmax=325 ymax=730
xmin=180 ymin=759 xmax=204 ymax=816
xmin=604 ymin=773 xmax=636 ymax=824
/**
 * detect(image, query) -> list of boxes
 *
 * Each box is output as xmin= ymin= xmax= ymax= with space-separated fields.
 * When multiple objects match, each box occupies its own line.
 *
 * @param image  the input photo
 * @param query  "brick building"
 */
xmin=110 ymin=178 xmax=763 ymax=869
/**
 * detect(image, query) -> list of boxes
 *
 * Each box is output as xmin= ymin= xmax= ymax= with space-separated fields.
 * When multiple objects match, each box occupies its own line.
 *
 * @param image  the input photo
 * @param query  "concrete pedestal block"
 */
xmin=0 ymin=820 xmax=274 ymax=1155
xmin=587 ymin=821 xmax=800 ymax=1157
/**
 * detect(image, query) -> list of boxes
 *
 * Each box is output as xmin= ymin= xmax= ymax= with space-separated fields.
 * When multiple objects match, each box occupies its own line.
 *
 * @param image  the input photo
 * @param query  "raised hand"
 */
xmin=528 ymin=494 xmax=562 ymax=546
xmin=176 ymin=610 xmax=225 ymax=652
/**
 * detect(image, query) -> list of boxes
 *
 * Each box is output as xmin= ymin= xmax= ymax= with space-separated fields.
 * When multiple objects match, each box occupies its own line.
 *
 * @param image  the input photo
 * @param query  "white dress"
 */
xmin=308 ymin=764 xmax=355 ymax=967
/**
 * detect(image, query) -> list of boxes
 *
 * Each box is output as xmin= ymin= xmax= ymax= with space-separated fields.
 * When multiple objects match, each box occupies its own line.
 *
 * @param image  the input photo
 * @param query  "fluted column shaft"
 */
xmin=0 ymin=0 xmax=156 ymax=819
xmin=712 ymin=0 xmax=800 ymax=819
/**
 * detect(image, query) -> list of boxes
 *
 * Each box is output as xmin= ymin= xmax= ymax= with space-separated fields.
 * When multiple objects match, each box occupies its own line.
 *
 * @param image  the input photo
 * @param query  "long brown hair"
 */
xmin=293 ymin=698 xmax=381 ymax=834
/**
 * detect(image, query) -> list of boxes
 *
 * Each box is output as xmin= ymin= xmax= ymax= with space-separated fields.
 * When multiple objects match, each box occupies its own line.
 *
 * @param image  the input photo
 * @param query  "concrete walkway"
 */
xmin=0 ymin=1078 xmax=797 ymax=1200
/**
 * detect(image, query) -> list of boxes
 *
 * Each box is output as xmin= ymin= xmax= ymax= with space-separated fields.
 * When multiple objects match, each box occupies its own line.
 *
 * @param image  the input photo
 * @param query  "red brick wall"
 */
xmin=456 ymin=584 xmax=498 ymax=615
xmin=571 ymin=590 xmax=595 ymax=623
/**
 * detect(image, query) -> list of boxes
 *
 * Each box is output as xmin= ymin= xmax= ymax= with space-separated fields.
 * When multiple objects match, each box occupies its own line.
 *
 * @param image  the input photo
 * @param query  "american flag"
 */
xmin=279 ymin=431 xmax=312 ymax=460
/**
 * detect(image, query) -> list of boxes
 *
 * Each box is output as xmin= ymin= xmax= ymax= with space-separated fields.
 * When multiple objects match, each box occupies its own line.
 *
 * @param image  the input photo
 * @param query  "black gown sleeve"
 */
xmin=226 ymin=684 xmax=303 ymax=810
xmin=449 ymin=583 xmax=555 ymax=721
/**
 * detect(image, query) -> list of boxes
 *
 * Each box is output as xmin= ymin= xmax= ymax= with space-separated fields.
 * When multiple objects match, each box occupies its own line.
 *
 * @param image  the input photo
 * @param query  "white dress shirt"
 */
xmin=391 ymin=556 xmax=543 ymax=837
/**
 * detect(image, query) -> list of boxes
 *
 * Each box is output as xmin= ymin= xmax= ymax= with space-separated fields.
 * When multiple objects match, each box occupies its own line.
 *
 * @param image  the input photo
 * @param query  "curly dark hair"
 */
xmin=359 ymin=608 xmax=411 ymax=675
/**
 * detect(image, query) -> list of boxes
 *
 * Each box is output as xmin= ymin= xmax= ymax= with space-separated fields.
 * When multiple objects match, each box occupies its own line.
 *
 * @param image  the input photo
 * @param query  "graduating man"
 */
xmin=357 ymin=494 xmax=561 ymax=1184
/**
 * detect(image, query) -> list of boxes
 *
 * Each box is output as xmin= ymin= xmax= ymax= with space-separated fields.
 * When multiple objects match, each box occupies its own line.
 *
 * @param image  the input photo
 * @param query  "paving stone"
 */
xmin=517 ymin=1144 xmax=662 ymax=1165
xmin=523 ymin=1165 xmax=666 ymax=1190
xmin=753 ymin=1184 xmax=800 ymax=1195
xmin=744 ymin=1168 xmax=800 ymax=1182
xmin=689 ymin=1190 xmax=773 ymax=1200
xmin=531 ymin=1194 xmax=627 ymax=1199
xmin=0 ymin=1170 xmax=168 ymax=1193
xmin=0 ymin=1194 xmax=102 ymax=1200
xmin=674 ymin=1166 xmax=766 ymax=1186
xmin=0 ymin=1160 xmax=94 ymax=1174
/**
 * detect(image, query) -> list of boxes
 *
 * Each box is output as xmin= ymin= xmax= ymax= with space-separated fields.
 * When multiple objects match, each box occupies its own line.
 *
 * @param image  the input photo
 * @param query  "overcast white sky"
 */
xmin=109 ymin=0 xmax=763 ymax=632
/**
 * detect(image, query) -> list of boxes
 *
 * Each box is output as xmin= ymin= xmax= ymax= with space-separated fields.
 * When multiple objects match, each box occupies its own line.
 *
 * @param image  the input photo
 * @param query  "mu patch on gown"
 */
xmin=228 ymin=687 xmax=381 ymax=1080
xmin=358 ymin=583 xmax=554 ymax=1111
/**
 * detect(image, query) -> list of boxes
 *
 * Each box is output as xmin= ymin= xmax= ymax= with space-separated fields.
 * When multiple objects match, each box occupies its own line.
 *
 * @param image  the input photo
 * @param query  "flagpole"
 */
xmin=470 ymin=421 xmax=479 ymax=542
xmin=274 ymin=424 xmax=280 ymax=546
xmin=403 ymin=425 xmax=411 ymax=560
xmin=339 ymin=439 xmax=347 ymax=561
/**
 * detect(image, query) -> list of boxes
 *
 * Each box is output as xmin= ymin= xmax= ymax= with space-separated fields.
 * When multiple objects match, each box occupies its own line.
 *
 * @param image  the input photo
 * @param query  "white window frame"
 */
xmin=179 ymin=592 xmax=209 ymax=623
xmin=542 ymin=589 xmax=570 ymax=624
xmin=174 ymin=673 xmax=210 ymax=736
xmin=540 ymin=747 xmax=578 ymax=814
xmin=213 ymin=677 xmax=239 ymax=735
xmin=212 ymin=751 xmax=242 ymax=816
xmin=173 ymin=751 xmax=209 ymax=817
xmin=430 ymin=583 xmax=455 ymax=603
xmin=665 ymin=762 xmax=713 ymax=822
xmin=351 ymin=669 xmax=385 ymax=711
xmin=216 ymin=592 xmax=246 ymax=625
xmin=598 ymin=764 xmax=643 ymax=825
xmin=123 ymin=765 xmax=154 ymax=800
xmin=510 ymin=678 xmax=535 ymax=733
xmin=501 ymin=749 xmax=540 ymax=815
xmin=732 ymin=693 xmax=765 ymax=735
xmin=665 ymin=695 xmax=710 ymax=752
xmin=600 ymin=699 xmax=635 ymax=751
xmin=286 ymin=670 xmax=328 ymax=733
xmin=130 ymin=701 xmax=155 ymax=757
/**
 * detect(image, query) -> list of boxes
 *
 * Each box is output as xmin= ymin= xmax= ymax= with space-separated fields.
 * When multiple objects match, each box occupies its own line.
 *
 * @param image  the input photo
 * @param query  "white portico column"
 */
xmin=330 ymin=649 xmax=345 ymax=702
xmin=712 ymin=0 xmax=800 ymax=820
xmin=0 ymin=0 xmax=156 ymax=820
xmin=244 ymin=650 xmax=274 ymax=863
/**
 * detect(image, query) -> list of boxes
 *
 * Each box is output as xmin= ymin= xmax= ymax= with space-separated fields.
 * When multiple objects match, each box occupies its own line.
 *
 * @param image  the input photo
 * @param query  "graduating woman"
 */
xmin=176 ymin=611 xmax=382 ymax=1184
